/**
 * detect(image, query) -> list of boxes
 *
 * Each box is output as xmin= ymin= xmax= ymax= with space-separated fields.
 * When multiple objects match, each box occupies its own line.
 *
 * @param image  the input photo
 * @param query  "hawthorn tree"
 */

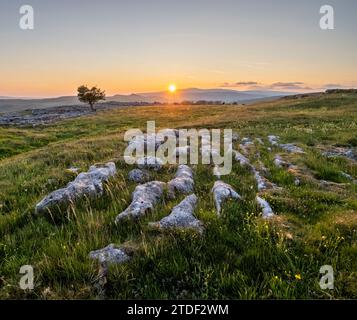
xmin=77 ymin=85 xmax=106 ymax=112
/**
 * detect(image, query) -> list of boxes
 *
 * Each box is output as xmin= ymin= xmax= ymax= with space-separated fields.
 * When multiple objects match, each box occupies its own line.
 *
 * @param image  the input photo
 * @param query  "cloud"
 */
xmin=323 ymin=83 xmax=342 ymax=89
xmin=219 ymin=81 xmax=313 ymax=91
xmin=220 ymin=81 xmax=259 ymax=88
xmin=269 ymin=82 xmax=312 ymax=90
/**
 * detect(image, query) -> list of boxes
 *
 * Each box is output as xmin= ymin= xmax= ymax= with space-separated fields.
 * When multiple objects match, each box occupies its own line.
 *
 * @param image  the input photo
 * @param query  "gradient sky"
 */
xmin=0 ymin=0 xmax=356 ymax=97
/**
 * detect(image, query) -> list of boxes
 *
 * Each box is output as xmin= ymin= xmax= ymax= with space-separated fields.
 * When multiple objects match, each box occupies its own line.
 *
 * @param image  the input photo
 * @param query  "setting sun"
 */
xmin=168 ymin=84 xmax=177 ymax=93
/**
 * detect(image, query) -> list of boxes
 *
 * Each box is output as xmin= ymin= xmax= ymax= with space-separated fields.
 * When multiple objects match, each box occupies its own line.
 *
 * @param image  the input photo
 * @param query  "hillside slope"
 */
xmin=0 ymin=92 xmax=356 ymax=299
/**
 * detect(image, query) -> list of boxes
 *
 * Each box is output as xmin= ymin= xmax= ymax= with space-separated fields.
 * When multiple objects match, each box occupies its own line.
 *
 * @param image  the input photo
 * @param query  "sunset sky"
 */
xmin=0 ymin=0 xmax=357 ymax=97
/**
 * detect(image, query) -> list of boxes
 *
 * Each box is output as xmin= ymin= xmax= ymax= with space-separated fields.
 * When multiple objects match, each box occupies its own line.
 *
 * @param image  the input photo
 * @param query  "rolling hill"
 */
xmin=0 ymin=88 xmax=297 ymax=113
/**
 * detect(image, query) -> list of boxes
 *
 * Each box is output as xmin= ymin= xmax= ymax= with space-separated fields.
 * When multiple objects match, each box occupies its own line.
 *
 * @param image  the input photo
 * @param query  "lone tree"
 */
xmin=77 ymin=85 xmax=106 ymax=111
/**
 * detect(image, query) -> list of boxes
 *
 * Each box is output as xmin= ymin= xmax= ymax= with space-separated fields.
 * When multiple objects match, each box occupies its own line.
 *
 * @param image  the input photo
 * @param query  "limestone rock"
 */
xmin=137 ymin=156 xmax=164 ymax=171
xmin=35 ymin=162 xmax=116 ymax=214
xmin=128 ymin=169 xmax=150 ymax=183
xmin=167 ymin=165 xmax=194 ymax=198
xmin=322 ymin=148 xmax=357 ymax=161
xmin=232 ymin=132 xmax=240 ymax=141
xmin=89 ymin=244 xmax=131 ymax=265
xmin=279 ymin=143 xmax=304 ymax=154
xmin=233 ymin=150 xmax=251 ymax=166
xmin=253 ymin=169 xmax=277 ymax=192
xmin=148 ymin=194 xmax=203 ymax=233
xmin=212 ymin=181 xmax=241 ymax=215
xmin=256 ymin=196 xmax=275 ymax=219
xmin=268 ymin=135 xmax=280 ymax=146
xmin=274 ymin=155 xmax=289 ymax=168
xmin=239 ymin=137 xmax=254 ymax=155
xmin=115 ymin=181 xmax=166 ymax=221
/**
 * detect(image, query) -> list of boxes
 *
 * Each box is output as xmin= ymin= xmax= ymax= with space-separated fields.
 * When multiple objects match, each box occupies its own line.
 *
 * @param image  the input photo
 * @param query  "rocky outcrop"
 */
xmin=274 ymin=155 xmax=301 ymax=185
xmin=233 ymin=150 xmax=251 ymax=167
xmin=212 ymin=181 xmax=241 ymax=215
xmin=148 ymin=194 xmax=203 ymax=233
xmin=253 ymin=169 xmax=277 ymax=192
xmin=274 ymin=155 xmax=289 ymax=168
xmin=89 ymin=244 xmax=131 ymax=265
xmin=256 ymin=196 xmax=275 ymax=219
xmin=115 ymin=181 xmax=166 ymax=221
xmin=322 ymin=147 xmax=357 ymax=161
xmin=268 ymin=135 xmax=280 ymax=146
xmin=279 ymin=143 xmax=304 ymax=154
xmin=137 ymin=156 xmax=164 ymax=171
xmin=35 ymin=162 xmax=116 ymax=214
xmin=268 ymin=135 xmax=304 ymax=153
xmin=239 ymin=137 xmax=254 ymax=155
xmin=128 ymin=169 xmax=150 ymax=183
xmin=232 ymin=132 xmax=240 ymax=141
xmin=167 ymin=165 xmax=194 ymax=198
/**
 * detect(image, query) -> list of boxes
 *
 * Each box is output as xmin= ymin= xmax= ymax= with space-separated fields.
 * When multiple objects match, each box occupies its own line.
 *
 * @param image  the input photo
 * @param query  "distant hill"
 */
xmin=137 ymin=88 xmax=295 ymax=103
xmin=0 ymin=88 xmax=297 ymax=113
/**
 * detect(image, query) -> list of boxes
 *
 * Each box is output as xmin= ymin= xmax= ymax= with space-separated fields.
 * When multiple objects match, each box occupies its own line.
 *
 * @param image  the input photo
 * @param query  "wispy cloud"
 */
xmin=220 ymin=81 xmax=259 ymax=88
xmin=323 ymin=83 xmax=343 ymax=89
xmin=219 ymin=81 xmax=311 ymax=91
xmin=269 ymin=82 xmax=312 ymax=90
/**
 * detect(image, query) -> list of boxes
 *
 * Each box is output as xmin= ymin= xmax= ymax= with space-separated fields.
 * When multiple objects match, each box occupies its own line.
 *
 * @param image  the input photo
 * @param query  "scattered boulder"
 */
xmin=268 ymin=136 xmax=304 ymax=153
xmin=89 ymin=244 xmax=131 ymax=265
xmin=274 ymin=155 xmax=289 ymax=168
xmin=148 ymin=194 xmax=203 ymax=233
xmin=137 ymin=156 xmax=163 ymax=171
xmin=319 ymin=180 xmax=349 ymax=188
xmin=268 ymin=135 xmax=280 ymax=146
xmin=233 ymin=150 xmax=251 ymax=166
xmin=168 ymin=165 xmax=194 ymax=198
xmin=128 ymin=169 xmax=150 ymax=183
xmin=89 ymin=243 xmax=132 ymax=294
xmin=239 ymin=137 xmax=254 ymax=155
xmin=279 ymin=143 xmax=304 ymax=154
xmin=253 ymin=169 xmax=277 ymax=192
xmin=340 ymin=172 xmax=353 ymax=180
xmin=241 ymin=137 xmax=253 ymax=145
xmin=212 ymin=181 xmax=241 ymax=215
xmin=115 ymin=181 xmax=166 ymax=221
xmin=232 ymin=132 xmax=240 ymax=142
xmin=35 ymin=162 xmax=116 ymax=214
xmin=322 ymin=147 xmax=357 ymax=161
xmin=256 ymin=196 xmax=275 ymax=219
xmin=274 ymin=156 xmax=302 ymax=185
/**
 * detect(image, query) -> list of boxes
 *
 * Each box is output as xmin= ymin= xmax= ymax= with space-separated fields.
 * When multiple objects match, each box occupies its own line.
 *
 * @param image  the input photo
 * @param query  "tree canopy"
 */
xmin=77 ymin=85 xmax=106 ymax=111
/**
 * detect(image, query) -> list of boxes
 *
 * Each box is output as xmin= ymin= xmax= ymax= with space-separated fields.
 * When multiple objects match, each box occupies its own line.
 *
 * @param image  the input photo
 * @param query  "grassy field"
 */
xmin=0 ymin=92 xmax=356 ymax=299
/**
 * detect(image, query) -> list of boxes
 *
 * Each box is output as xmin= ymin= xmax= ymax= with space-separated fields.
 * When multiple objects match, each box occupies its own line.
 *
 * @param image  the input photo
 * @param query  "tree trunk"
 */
xmin=89 ymin=102 xmax=96 ymax=112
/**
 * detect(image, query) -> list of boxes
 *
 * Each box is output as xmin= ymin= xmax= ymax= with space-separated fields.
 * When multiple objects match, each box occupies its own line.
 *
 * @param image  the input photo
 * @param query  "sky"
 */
xmin=0 ymin=0 xmax=356 ymax=97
